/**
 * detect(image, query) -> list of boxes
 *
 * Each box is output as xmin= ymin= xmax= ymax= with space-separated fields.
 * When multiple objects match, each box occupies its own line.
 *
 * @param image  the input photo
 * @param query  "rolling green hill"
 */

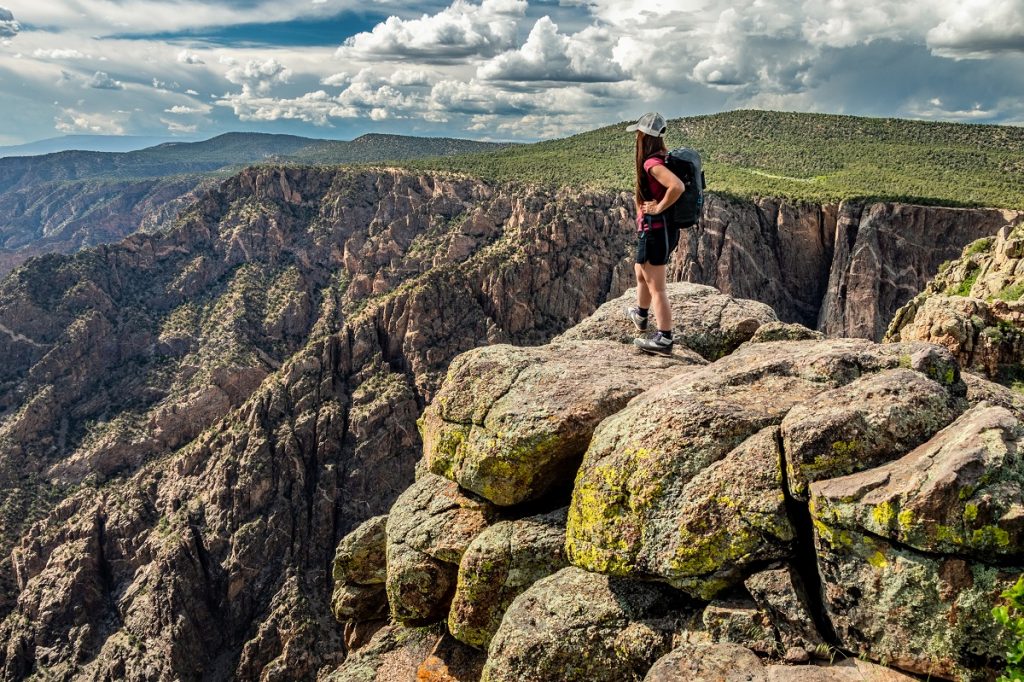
xmin=400 ymin=110 xmax=1024 ymax=209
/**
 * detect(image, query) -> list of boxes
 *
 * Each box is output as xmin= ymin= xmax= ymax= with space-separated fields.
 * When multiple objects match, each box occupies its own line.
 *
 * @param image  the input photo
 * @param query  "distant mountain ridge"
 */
xmin=0 ymin=135 xmax=182 ymax=157
xmin=0 ymin=132 xmax=514 ymax=275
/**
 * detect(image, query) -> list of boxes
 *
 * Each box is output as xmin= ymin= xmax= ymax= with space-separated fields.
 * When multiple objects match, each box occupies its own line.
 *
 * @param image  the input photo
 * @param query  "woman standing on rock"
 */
xmin=625 ymin=112 xmax=684 ymax=355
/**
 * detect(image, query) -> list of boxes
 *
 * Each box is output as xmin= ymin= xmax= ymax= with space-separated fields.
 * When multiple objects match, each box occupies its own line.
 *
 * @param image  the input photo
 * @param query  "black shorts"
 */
xmin=636 ymin=224 xmax=680 ymax=266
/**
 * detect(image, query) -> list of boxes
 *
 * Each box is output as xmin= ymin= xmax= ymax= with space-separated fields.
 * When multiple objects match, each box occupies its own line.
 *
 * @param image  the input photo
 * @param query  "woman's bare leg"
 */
xmin=634 ymin=263 xmax=652 ymax=309
xmin=641 ymin=263 xmax=671 ymax=331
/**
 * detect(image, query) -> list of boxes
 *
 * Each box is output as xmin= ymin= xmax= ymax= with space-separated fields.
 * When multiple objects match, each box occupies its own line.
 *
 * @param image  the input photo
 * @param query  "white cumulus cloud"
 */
xmin=88 ymin=71 xmax=125 ymax=89
xmin=55 ymin=108 xmax=126 ymax=134
xmin=225 ymin=58 xmax=291 ymax=94
xmin=177 ymin=49 xmax=205 ymax=64
xmin=338 ymin=0 xmax=527 ymax=62
xmin=478 ymin=18 xmax=624 ymax=83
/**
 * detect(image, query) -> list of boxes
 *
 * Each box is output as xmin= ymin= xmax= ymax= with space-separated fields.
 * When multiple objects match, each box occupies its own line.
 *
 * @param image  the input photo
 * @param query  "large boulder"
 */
xmin=481 ymin=567 xmax=688 ymax=682
xmin=644 ymin=645 xmax=919 ymax=682
xmin=764 ymin=659 xmax=921 ymax=681
xmin=332 ymin=516 xmax=388 ymax=623
xmin=782 ymin=368 xmax=964 ymax=500
xmin=385 ymin=474 xmax=497 ymax=622
xmin=557 ymin=282 xmax=778 ymax=360
xmin=636 ymin=426 xmax=795 ymax=599
xmin=565 ymin=339 xmax=946 ymax=590
xmin=810 ymin=403 xmax=1024 ymax=560
xmin=448 ymin=508 xmax=568 ymax=649
xmin=812 ymin=525 xmax=1016 ymax=679
xmin=420 ymin=340 xmax=698 ymax=506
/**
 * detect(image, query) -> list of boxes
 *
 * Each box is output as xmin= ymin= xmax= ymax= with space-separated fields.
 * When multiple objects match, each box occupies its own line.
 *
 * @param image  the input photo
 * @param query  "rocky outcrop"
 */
xmin=332 ymin=516 xmax=388 ymax=623
xmin=448 ymin=508 xmax=568 ymax=649
xmin=558 ymin=281 xmax=777 ymax=359
xmin=886 ymin=218 xmax=1024 ymax=378
xmin=745 ymin=565 xmax=826 ymax=657
xmin=782 ymin=367 xmax=964 ymax=500
xmin=385 ymin=474 xmax=496 ymax=622
xmin=325 ymin=622 xmax=485 ymax=682
xmin=644 ymin=643 xmax=767 ymax=682
xmin=564 ymin=338 xmax=965 ymax=597
xmin=481 ymin=567 xmax=686 ymax=682
xmin=818 ymin=203 xmax=1023 ymax=340
xmin=419 ymin=339 xmax=697 ymax=506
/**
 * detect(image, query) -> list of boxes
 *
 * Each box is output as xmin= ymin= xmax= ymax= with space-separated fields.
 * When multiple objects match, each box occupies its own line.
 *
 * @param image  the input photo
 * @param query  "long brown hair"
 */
xmin=635 ymin=131 xmax=667 ymax=202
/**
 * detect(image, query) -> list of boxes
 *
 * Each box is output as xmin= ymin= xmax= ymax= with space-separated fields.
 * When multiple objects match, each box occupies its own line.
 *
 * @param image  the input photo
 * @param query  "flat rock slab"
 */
xmin=448 ymin=508 xmax=568 ymax=649
xmin=385 ymin=474 xmax=497 ymax=622
xmin=566 ymin=339 xmax=949 ymax=590
xmin=811 ymin=403 xmax=1024 ymax=560
xmin=421 ymin=339 xmax=699 ymax=506
xmin=782 ymin=368 xmax=963 ymax=500
xmin=481 ymin=567 xmax=686 ymax=682
xmin=558 ymin=282 xmax=778 ymax=360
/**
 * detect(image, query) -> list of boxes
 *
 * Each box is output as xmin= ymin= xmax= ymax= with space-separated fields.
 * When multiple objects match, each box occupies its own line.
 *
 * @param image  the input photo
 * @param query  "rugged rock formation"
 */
xmin=419 ymin=338 xmax=699 ymax=506
xmin=353 ymin=283 xmax=1020 ymax=681
xmin=0 ymin=166 xmax=642 ymax=679
xmin=448 ymin=508 xmax=568 ymax=649
xmin=481 ymin=567 xmax=686 ymax=682
xmin=887 ymin=218 xmax=1024 ymax=379
xmin=670 ymin=198 xmax=1022 ymax=339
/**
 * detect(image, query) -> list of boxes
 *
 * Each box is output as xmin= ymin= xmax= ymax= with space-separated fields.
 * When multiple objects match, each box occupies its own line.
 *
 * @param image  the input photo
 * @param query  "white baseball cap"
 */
xmin=626 ymin=112 xmax=667 ymax=137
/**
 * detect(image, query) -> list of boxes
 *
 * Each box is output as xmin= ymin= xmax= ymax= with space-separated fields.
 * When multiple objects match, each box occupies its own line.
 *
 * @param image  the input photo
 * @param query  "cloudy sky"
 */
xmin=0 ymin=0 xmax=1022 ymax=145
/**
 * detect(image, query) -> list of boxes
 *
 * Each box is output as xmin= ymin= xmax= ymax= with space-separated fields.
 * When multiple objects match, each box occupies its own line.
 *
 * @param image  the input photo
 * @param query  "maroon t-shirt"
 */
xmin=637 ymin=154 xmax=668 ymax=231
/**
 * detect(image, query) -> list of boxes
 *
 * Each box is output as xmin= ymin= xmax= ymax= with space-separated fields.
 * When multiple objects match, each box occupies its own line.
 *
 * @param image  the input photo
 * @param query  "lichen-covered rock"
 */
xmin=644 ymin=643 xmax=767 ymax=682
xmin=744 ymin=564 xmax=825 ymax=656
xmin=332 ymin=583 xmax=388 ymax=623
xmin=782 ymin=368 xmax=963 ymax=500
xmin=324 ymin=623 xmax=485 ymax=682
xmin=702 ymin=599 xmax=779 ymax=656
xmin=385 ymin=474 xmax=497 ymax=622
xmin=764 ymin=659 xmax=921 ymax=681
xmin=811 ymin=403 xmax=1024 ymax=560
xmin=647 ymin=427 xmax=795 ymax=599
xmin=750 ymin=321 xmax=824 ymax=343
xmin=420 ymin=340 xmax=697 ymax=506
xmin=481 ymin=567 xmax=688 ymax=682
xmin=448 ymin=508 xmax=568 ymax=649
xmin=333 ymin=515 xmax=388 ymax=587
xmin=963 ymin=371 xmax=1024 ymax=418
xmin=566 ymin=339 xmax=940 ymax=587
xmin=813 ymin=524 xmax=1016 ymax=679
xmin=557 ymin=282 xmax=778 ymax=360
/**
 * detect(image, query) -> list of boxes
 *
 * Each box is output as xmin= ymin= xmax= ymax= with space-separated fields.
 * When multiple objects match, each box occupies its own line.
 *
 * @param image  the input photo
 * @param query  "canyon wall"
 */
xmin=0 ymin=165 xmax=1020 ymax=679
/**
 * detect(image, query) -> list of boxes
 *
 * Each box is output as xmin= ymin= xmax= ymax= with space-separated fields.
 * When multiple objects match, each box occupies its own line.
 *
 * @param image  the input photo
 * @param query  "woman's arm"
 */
xmin=643 ymin=164 xmax=684 ymax=215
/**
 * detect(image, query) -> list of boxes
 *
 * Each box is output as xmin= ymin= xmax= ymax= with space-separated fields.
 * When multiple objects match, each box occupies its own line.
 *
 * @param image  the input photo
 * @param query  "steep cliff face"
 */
xmin=671 ymin=198 xmax=1022 ymax=339
xmin=0 ymin=166 xmax=637 ymax=679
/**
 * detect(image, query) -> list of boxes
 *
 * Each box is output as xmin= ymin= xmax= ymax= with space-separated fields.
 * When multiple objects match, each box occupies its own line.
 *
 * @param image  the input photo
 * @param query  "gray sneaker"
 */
xmin=634 ymin=331 xmax=673 ymax=355
xmin=625 ymin=306 xmax=649 ymax=332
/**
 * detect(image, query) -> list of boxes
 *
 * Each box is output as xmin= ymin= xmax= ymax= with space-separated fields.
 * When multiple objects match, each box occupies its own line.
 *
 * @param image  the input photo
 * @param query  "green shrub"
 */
xmin=993 ymin=575 xmax=1024 ymax=681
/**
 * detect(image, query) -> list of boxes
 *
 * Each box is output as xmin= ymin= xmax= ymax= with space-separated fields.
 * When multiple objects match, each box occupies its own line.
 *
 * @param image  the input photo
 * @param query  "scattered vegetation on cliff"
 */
xmin=401 ymin=110 xmax=1024 ymax=209
xmin=994 ymin=576 xmax=1024 ymax=682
